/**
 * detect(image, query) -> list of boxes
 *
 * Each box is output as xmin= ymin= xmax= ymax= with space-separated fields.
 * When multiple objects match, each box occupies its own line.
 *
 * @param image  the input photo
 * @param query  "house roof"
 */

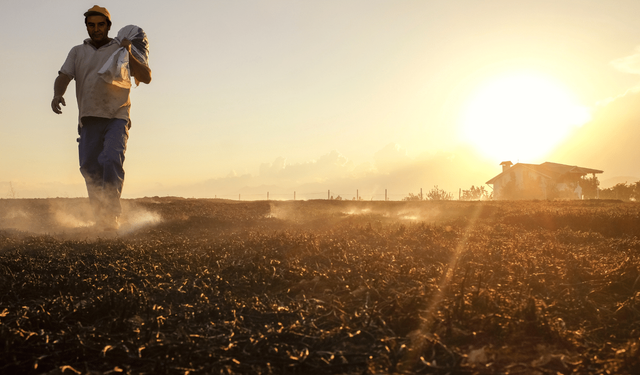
xmin=486 ymin=162 xmax=603 ymax=185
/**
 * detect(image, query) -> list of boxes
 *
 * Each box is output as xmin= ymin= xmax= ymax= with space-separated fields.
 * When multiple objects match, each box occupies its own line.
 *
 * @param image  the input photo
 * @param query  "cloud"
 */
xmin=596 ymin=46 xmax=640 ymax=110
xmin=259 ymin=156 xmax=287 ymax=177
xmin=6 ymin=145 xmax=496 ymax=201
xmin=601 ymin=47 xmax=640 ymax=106
xmin=258 ymin=150 xmax=355 ymax=183
xmin=611 ymin=47 xmax=640 ymax=75
xmin=373 ymin=143 xmax=412 ymax=173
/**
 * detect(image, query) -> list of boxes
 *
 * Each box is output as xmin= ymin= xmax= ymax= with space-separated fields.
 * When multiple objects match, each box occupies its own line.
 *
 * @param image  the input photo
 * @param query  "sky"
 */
xmin=3 ymin=0 xmax=640 ymax=200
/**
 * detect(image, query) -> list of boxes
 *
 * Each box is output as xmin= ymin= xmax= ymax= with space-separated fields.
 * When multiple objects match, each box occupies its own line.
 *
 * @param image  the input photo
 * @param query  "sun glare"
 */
xmin=460 ymin=73 xmax=591 ymax=162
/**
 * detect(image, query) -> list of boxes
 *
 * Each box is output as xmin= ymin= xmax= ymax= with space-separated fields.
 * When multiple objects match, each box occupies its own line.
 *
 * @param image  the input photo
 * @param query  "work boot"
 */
xmin=99 ymin=215 xmax=120 ymax=231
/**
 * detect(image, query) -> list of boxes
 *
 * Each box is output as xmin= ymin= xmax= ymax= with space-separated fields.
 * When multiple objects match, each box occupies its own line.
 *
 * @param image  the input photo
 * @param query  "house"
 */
xmin=486 ymin=161 xmax=603 ymax=200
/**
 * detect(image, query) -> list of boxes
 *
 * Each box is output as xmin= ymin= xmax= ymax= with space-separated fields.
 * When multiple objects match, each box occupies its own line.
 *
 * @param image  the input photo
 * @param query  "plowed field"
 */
xmin=1 ymin=198 xmax=639 ymax=374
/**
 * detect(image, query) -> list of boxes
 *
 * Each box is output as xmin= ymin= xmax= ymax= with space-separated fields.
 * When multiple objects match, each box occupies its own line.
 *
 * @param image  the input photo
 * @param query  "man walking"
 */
xmin=51 ymin=5 xmax=151 ymax=230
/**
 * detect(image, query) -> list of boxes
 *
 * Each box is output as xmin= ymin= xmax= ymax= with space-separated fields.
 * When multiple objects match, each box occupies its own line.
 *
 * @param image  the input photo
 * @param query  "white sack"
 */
xmin=98 ymin=25 xmax=150 ymax=88
xmin=97 ymin=47 xmax=131 ymax=89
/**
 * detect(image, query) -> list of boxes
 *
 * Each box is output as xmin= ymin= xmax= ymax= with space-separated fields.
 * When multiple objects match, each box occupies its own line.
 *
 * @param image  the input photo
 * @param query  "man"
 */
xmin=51 ymin=5 xmax=151 ymax=230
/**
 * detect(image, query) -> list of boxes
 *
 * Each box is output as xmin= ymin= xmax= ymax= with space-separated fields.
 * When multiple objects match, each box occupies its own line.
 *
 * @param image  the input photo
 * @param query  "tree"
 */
xmin=402 ymin=193 xmax=423 ymax=201
xmin=600 ymin=182 xmax=635 ymax=201
xmin=427 ymin=185 xmax=453 ymax=201
xmin=461 ymin=185 xmax=490 ymax=200
xmin=580 ymin=175 xmax=600 ymax=199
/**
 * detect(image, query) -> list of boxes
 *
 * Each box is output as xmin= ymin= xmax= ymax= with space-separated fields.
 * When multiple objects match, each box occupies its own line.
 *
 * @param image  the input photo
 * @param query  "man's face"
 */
xmin=86 ymin=15 xmax=110 ymax=45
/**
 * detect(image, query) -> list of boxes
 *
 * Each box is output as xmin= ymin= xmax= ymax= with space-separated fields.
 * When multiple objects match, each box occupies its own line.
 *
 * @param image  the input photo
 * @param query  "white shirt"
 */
xmin=60 ymin=38 xmax=131 ymax=127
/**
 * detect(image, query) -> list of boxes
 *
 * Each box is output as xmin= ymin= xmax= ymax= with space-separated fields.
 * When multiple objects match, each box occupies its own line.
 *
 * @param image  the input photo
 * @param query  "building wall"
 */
xmin=493 ymin=167 xmax=547 ymax=200
xmin=555 ymin=182 xmax=582 ymax=199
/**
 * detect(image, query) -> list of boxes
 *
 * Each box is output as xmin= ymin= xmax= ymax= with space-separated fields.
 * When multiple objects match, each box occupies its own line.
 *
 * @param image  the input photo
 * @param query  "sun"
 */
xmin=459 ymin=73 xmax=591 ymax=162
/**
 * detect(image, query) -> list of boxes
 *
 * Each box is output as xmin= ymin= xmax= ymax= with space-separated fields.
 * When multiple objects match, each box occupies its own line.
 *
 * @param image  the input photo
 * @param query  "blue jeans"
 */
xmin=78 ymin=117 xmax=129 ymax=218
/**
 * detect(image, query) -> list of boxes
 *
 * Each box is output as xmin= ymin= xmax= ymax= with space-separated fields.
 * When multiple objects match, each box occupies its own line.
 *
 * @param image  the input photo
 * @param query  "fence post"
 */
xmin=420 ymin=188 xmax=423 ymax=200
xmin=267 ymin=192 xmax=269 ymax=200
xmin=385 ymin=189 xmax=388 ymax=201
xmin=328 ymin=190 xmax=330 ymax=200
xmin=294 ymin=191 xmax=296 ymax=200
xmin=239 ymin=194 xmax=241 ymax=200
xmin=357 ymin=189 xmax=359 ymax=200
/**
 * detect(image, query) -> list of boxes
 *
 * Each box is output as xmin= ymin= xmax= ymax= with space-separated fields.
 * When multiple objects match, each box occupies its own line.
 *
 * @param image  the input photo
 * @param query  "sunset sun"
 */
xmin=460 ymin=73 xmax=591 ymax=162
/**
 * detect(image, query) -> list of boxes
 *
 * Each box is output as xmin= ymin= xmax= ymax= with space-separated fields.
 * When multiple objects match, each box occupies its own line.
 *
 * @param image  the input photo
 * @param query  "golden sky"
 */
xmin=2 ymin=0 xmax=640 ymax=199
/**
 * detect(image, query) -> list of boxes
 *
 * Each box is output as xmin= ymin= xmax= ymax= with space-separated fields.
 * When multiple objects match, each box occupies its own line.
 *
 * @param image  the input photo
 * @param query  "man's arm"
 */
xmin=52 ymin=73 xmax=72 ymax=114
xmin=121 ymin=39 xmax=152 ymax=84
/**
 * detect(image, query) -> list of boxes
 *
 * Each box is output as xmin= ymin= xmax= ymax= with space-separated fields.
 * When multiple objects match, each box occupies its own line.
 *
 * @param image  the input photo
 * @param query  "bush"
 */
xmin=426 ymin=185 xmax=453 ymax=201
xmin=402 ymin=193 xmax=423 ymax=201
xmin=600 ymin=182 xmax=635 ymax=201
xmin=461 ymin=185 xmax=490 ymax=200
xmin=580 ymin=176 xmax=600 ymax=199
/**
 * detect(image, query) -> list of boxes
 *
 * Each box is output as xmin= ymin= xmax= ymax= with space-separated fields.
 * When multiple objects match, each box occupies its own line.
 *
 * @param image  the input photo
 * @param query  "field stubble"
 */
xmin=1 ymin=197 xmax=640 ymax=374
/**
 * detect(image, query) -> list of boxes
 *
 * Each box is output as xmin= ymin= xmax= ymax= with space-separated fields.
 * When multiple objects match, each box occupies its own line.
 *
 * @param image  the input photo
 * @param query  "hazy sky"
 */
xmin=3 ymin=0 xmax=640 ymax=199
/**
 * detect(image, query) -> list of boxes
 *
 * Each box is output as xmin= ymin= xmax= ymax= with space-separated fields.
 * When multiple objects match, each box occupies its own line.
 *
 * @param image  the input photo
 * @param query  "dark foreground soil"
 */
xmin=1 ymin=197 xmax=640 ymax=374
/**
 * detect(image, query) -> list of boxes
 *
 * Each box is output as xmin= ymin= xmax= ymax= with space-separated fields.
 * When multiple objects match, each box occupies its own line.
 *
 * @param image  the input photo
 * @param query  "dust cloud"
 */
xmin=0 ymin=198 xmax=162 ymax=238
xmin=120 ymin=203 xmax=162 ymax=233
xmin=267 ymin=201 xmax=446 ymax=225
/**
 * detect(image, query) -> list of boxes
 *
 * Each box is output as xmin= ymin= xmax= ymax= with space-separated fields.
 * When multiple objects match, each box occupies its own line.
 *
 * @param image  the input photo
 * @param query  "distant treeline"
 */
xmin=599 ymin=181 xmax=640 ymax=201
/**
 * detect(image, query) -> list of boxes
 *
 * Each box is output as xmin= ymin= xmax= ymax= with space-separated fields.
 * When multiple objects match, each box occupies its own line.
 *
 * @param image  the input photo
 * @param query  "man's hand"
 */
xmin=120 ymin=38 xmax=132 ymax=51
xmin=52 ymin=73 xmax=72 ymax=114
xmin=51 ymin=95 xmax=66 ymax=114
xmin=120 ymin=38 xmax=152 ymax=84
